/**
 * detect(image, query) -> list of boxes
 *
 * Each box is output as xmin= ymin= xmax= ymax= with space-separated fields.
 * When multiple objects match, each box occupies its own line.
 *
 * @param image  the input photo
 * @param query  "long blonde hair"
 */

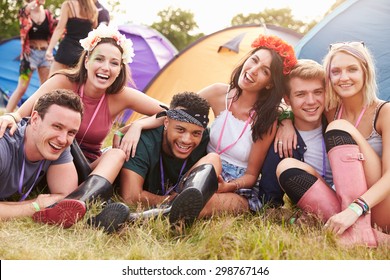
xmin=323 ymin=42 xmax=378 ymax=110
xmin=77 ymin=0 xmax=98 ymax=24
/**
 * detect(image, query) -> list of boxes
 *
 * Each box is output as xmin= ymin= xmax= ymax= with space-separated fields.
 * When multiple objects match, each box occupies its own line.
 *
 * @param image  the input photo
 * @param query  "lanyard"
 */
xmin=160 ymin=155 xmax=187 ymax=195
xmin=321 ymin=138 xmax=326 ymax=179
xmin=215 ymin=97 xmax=253 ymax=155
xmin=337 ymin=104 xmax=367 ymax=127
xmin=18 ymin=150 xmax=45 ymax=201
xmin=78 ymin=84 xmax=106 ymax=145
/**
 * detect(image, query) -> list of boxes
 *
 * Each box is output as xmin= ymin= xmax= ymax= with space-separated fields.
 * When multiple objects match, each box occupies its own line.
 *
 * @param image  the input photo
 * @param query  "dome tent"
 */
xmin=295 ymin=0 xmax=390 ymax=100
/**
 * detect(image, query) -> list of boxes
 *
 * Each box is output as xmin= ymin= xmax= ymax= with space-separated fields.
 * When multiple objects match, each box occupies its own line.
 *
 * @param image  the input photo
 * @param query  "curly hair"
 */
xmin=170 ymin=91 xmax=210 ymax=117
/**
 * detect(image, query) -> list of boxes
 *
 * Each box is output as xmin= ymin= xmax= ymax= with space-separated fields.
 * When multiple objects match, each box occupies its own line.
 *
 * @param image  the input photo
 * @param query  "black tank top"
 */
xmin=28 ymin=15 xmax=50 ymax=41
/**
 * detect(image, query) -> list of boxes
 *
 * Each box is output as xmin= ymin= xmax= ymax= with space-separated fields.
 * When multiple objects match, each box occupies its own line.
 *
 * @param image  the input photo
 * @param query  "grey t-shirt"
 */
xmin=0 ymin=119 xmax=73 ymax=199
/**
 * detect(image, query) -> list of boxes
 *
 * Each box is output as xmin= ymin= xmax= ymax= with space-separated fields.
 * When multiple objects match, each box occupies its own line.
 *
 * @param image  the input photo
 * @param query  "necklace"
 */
xmin=78 ymin=84 xmax=105 ymax=145
xmin=159 ymin=155 xmax=187 ymax=195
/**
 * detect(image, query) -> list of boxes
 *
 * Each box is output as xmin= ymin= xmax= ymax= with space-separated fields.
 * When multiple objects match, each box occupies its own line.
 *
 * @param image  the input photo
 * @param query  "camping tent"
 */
xmin=127 ymin=24 xmax=302 ymax=123
xmin=0 ymin=24 xmax=177 ymax=108
xmin=295 ymin=0 xmax=390 ymax=100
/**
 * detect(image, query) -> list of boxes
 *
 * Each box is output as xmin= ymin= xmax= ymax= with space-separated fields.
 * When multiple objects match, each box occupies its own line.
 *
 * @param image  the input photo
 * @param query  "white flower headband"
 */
xmin=79 ymin=24 xmax=135 ymax=64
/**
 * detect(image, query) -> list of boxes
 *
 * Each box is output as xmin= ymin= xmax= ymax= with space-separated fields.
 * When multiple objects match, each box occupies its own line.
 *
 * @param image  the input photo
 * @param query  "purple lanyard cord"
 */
xmin=18 ymin=152 xmax=45 ymax=201
xmin=160 ymin=155 xmax=187 ymax=195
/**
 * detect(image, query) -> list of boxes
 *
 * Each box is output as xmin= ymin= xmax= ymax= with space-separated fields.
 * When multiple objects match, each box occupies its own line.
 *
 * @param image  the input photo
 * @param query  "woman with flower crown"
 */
xmin=0 ymin=24 xmax=165 ymax=163
xmin=115 ymin=34 xmax=297 ymax=217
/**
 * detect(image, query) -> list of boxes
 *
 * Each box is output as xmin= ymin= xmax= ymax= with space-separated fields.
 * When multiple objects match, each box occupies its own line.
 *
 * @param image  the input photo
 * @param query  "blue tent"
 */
xmin=295 ymin=0 xmax=390 ymax=100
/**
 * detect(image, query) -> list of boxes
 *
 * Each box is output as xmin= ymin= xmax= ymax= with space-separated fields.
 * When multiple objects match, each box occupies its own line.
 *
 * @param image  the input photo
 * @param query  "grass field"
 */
xmin=0 ymin=112 xmax=389 ymax=260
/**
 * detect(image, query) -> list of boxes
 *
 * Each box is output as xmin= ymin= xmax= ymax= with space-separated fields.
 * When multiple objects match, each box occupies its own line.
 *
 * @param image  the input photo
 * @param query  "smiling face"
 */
xmin=238 ymin=49 xmax=273 ymax=93
xmin=162 ymin=118 xmax=204 ymax=160
xmin=285 ymin=77 xmax=325 ymax=131
xmin=84 ymin=42 xmax=123 ymax=90
xmin=28 ymin=105 xmax=81 ymax=162
xmin=329 ymin=52 xmax=365 ymax=100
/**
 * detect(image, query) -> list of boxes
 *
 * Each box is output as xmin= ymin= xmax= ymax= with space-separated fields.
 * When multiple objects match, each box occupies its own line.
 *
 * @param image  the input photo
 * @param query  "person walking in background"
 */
xmin=95 ymin=0 xmax=110 ymax=25
xmin=0 ymin=24 xmax=165 ymax=164
xmin=5 ymin=0 xmax=56 ymax=113
xmin=45 ymin=0 xmax=98 ymax=76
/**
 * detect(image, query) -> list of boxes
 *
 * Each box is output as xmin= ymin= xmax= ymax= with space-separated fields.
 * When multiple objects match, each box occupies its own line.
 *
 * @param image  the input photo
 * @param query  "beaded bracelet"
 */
xmin=354 ymin=197 xmax=370 ymax=214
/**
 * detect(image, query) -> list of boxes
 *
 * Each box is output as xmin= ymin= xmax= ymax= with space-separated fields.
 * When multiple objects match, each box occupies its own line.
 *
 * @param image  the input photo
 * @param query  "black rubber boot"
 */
xmin=89 ymin=164 xmax=218 ymax=233
xmin=70 ymin=140 xmax=92 ymax=184
xmin=33 ymin=175 xmax=113 ymax=228
xmin=65 ymin=174 xmax=113 ymax=203
xmin=168 ymin=163 xmax=218 ymax=225
xmin=88 ymin=202 xmax=130 ymax=233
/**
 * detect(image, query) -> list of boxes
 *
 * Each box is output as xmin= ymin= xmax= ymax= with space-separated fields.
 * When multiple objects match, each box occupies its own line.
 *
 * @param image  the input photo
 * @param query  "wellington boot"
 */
xmin=297 ymin=179 xmax=340 ymax=222
xmin=88 ymin=202 xmax=130 ymax=234
xmin=328 ymin=144 xmax=377 ymax=247
xmin=33 ymin=175 xmax=113 ymax=228
xmin=65 ymin=174 xmax=113 ymax=203
xmin=169 ymin=163 xmax=218 ymax=225
xmin=70 ymin=140 xmax=92 ymax=184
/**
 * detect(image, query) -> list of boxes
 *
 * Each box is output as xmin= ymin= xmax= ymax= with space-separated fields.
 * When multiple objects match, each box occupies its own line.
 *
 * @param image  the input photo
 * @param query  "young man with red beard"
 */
xmin=89 ymin=92 xmax=221 ymax=233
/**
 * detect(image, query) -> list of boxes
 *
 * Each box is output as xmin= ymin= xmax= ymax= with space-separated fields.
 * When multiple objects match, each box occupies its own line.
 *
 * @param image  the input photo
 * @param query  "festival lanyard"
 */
xmin=18 ymin=151 xmax=45 ymax=201
xmin=337 ymin=104 xmax=367 ymax=127
xmin=160 ymin=155 xmax=187 ymax=195
xmin=78 ymin=84 xmax=106 ymax=145
xmin=321 ymin=138 xmax=326 ymax=179
xmin=215 ymin=98 xmax=253 ymax=155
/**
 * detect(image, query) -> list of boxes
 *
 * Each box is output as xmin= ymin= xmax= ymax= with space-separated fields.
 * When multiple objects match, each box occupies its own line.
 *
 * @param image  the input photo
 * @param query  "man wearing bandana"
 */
xmin=89 ymin=92 xmax=221 ymax=233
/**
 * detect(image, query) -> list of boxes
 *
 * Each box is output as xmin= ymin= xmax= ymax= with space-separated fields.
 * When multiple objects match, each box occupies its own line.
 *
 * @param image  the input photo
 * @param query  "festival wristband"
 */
xmin=32 ymin=202 xmax=40 ymax=212
xmin=115 ymin=131 xmax=124 ymax=138
xmin=348 ymin=202 xmax=363 ymax=216
xmin=278 ymin=110 xmax=294 ymax=124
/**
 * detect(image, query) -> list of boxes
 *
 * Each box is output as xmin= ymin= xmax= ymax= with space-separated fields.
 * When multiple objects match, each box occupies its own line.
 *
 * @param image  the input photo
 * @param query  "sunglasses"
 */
xmin=329 ymin=41 xmax=365 ymax=50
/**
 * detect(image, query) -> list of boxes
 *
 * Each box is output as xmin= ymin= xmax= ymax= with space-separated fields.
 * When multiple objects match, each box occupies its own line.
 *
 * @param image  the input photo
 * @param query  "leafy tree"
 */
xmin=231 ymin=7 xmax=318 ymax=34
xmin=0 ymin=0 xmax=63 ymax=40
xmin=150 ymin=7 xmax=204 ymax=51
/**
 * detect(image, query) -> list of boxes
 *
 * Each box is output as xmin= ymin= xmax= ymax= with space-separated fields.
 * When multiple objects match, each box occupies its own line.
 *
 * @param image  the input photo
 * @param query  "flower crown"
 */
xmin=79 ymin=24 xmax=135 ymax=64
xmin=251 ymin=34 xmax=297 ymax=75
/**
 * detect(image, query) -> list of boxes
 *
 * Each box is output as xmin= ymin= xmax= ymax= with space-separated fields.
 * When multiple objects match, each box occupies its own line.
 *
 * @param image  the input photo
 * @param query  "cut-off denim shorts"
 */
xmin=221 ymin=160 xmax=263 ymax=212
xmin=29 ymin=49 xmax=51 ymax=70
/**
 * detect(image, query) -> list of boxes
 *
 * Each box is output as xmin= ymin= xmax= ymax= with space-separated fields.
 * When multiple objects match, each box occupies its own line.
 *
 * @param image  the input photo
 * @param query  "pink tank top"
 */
xmin=75 ymin=86 xmax=113 ymax=161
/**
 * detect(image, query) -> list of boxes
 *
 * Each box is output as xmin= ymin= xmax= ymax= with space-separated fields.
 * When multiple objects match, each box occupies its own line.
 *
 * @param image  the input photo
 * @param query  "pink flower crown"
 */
xmin=79 ymin=24 xmax=135 ymax=64
xmin=251 ymin=34 xmax=297 ymax=75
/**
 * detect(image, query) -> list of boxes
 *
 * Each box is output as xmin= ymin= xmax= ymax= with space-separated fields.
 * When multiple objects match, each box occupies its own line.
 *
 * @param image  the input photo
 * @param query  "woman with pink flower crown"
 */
xmin=0 ymin=24 xmax=165 ymax=228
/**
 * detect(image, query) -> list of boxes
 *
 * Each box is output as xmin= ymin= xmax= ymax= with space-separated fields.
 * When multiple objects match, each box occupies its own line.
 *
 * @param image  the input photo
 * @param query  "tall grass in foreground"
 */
xmin=0 ymin=206 xmax=388 ymax=260
xmin=0 ymin=112 xmax=388 ymax=259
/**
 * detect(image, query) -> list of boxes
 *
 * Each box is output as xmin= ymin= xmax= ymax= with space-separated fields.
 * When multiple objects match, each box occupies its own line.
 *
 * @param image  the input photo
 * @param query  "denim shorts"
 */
xmin=29 ymin=49 xmax=51 ymax=70
xmin=221 ymin=160 xmax=263 ymax=212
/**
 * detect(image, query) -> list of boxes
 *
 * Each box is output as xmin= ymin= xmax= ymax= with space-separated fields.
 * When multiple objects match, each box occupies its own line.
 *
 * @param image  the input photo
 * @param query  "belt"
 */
xmin=30 ymin=46 xmax=48 ymax=51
